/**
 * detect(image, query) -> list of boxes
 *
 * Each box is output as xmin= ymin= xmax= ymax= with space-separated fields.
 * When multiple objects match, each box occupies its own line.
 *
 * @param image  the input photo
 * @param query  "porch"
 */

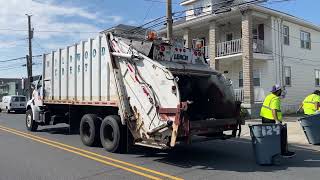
xmin=203 ymin=38 xmax=267 ymax=59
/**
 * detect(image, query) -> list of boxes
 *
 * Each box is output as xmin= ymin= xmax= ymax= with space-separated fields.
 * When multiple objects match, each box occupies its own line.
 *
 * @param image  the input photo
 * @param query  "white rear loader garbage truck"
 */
xmin=26 ymin=31 xmax=242 ymax=153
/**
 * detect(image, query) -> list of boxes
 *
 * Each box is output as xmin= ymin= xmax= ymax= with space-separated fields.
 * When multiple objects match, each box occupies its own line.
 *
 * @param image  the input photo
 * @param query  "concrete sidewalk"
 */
xmin=241 ymin=115 xmax=320 ymax=151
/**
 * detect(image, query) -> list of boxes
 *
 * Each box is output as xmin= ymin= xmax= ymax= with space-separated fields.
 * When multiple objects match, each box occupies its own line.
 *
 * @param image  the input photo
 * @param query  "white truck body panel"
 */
xmin=76 ymin=42 xmax=84 ymax=101
xmin=83 ymin=40 xmax=91 ymax=101
xmin=60 ymin=48 xmax=68 ymax=100
xmin=43 ymin=35 xmax=119 ymax=104
xmin=68 ymin=45 xmax=76 ymax=100
xmin=92 ymin=36 xmax=101 ymax=101
xmin=53 ymin=50 xmax=60 ymax=100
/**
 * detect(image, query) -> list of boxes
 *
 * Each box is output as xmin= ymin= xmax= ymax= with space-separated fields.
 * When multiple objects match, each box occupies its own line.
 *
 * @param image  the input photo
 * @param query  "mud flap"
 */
xmin=170 ymin=123 xmax=179 ymax=147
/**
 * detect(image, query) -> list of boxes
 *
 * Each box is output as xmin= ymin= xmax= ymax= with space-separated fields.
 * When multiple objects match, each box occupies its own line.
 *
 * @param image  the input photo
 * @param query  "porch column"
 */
xmin=183 ymin=28 xmax=192 ymax=48
xmin=241 ymin=10 xmax=255 ymax=111
xmin=209 ymin=21 xmax=219 ymax=70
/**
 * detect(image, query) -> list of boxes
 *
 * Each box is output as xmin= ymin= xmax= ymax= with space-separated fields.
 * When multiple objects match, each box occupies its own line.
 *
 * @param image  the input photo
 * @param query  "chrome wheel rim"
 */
xmin=27 ymin=114 xmax=32 ymax=127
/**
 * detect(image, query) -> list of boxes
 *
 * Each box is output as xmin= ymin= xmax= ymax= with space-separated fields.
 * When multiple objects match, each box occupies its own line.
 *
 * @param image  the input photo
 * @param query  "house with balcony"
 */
xmin=159 ymin=0 xmax=320 ymax=116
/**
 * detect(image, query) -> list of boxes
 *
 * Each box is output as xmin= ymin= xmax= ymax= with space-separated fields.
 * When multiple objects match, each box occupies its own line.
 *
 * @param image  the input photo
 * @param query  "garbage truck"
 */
xmin=26 ymin=30 xmax=242 ymax=153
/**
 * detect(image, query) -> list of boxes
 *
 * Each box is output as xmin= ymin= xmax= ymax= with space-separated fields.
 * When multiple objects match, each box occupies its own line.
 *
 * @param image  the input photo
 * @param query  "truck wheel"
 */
xmin=100 ymin=115 xmax=126 ymax=153
xmin=80 ymin=114 xmax=101 ymax=147
xmin=26 ymin=109 xmax=38 ymax=131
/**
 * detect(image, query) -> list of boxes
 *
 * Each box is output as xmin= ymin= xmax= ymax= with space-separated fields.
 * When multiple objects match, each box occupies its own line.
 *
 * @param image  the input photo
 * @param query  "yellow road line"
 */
xmin=0 ymin=127 xmax=161 ymax=180
xmin=0 ymin=125 xmax=184 ymax=180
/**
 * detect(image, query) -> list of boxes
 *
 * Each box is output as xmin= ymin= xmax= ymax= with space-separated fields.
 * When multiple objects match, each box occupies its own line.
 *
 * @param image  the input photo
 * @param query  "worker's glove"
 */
xmin=296 ymin=108 xmax=303 ymax=114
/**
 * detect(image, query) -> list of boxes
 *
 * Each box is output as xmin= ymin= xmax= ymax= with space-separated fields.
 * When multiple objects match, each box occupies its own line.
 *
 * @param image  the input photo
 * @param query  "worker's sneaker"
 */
xmin=282 ymin=151 xmax=296 ymax=158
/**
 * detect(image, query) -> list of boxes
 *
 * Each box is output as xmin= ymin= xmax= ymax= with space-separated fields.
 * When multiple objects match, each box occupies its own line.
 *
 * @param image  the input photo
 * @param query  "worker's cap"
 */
xmin=314 ymin=90 xmax=320 ymax=95
xmin=271 ymin=84 xmax=281 ymax=92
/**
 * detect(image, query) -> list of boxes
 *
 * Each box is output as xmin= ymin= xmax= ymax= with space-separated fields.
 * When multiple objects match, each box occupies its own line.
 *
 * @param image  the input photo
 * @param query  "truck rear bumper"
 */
xmin=189 ymin=118 xmax=238 ymax=136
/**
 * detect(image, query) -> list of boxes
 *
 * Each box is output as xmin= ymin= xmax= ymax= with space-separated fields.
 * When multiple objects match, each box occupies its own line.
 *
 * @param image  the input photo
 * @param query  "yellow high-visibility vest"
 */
xmin=303 ymin=94 xmax=320 ymax=115
xmin=260 ymin=93 xmax=283 ymax=121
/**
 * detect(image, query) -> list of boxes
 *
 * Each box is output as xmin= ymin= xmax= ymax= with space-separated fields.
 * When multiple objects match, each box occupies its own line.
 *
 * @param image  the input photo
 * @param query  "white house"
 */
xmin=159 ymin=0 xmax=320 ymax=116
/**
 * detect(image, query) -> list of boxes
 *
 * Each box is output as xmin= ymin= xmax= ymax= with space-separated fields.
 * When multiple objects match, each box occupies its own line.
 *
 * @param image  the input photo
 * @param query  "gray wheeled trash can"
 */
xmin=298 ymin=114 xmax=320 ymax=145
xmin=249 ymin=124 xmax=282 ymax=165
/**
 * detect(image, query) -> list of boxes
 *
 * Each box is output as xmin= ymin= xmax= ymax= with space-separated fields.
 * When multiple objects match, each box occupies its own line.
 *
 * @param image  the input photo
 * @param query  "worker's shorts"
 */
xmin=261 ymin=117 xmax=276 ymax=124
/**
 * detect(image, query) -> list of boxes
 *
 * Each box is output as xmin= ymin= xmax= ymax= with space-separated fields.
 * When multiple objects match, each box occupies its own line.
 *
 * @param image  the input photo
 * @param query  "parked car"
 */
xmin=1 ymin=95 xmax=27 ymax=113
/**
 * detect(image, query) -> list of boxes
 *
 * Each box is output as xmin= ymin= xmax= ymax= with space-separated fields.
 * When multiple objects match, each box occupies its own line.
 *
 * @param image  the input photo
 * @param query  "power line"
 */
xmin=0 ymin=57 xmax=25 ymax=63
xmin=0 ymin=28 xmax=100 ymax=34
xmin=0 ymin=55 xmax=42 ymax=63
xmin=142 ymin=1 xmax=155 ymax=24
xmin=143 ymin=0 xmax=180 ymax=4
xmin=172 ymin=0 xmax=290 ymax=21
xmin=169 ymin=0 xmax=313 ymax=46
xmin=139 ymin=0 xmax=269 ymax=32
xmin=33 ymin=39 xmax=48 ymax=52
xmin=0 ymin=63 xmax=41 ymax=71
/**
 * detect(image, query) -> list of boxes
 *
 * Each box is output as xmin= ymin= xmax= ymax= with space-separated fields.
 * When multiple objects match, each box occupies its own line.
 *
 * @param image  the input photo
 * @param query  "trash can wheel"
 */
xmin=272 ymin=154 xmax=282 ymax=165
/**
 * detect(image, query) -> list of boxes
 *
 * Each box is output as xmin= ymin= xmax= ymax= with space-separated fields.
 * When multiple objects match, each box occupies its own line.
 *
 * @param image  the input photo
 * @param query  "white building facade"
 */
xmin=160 ymin=0 xmax=320 ymax=116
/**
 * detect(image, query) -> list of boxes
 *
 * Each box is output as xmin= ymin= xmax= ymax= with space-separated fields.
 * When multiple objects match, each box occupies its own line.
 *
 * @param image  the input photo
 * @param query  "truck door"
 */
xmin=33 ymin=77 xmax=43 ymax=107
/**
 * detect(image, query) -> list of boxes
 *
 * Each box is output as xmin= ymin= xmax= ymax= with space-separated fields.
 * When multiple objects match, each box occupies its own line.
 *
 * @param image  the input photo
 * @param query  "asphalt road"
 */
xmin=0 ymin=113 xmax=320 ymax=180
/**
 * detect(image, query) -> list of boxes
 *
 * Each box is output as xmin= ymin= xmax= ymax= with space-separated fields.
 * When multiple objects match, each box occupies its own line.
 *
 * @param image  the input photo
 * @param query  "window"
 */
xmin=300 ymin=31 xmax=311 ymax=49
xmin=239 ymin=70 xmax=260 ymax=87
xmin=284 ymin=66 xmax=291 ymax=86
xmin=283 ymin=25 xmax=290 ymax=45
xmin=315 ymin=69 xmax=320 ymax=86
xmin=253 ymin=70 xmax=260 ymax=87
xmin=226 ymin=33 xmax=233 ymax=41
xmin=239 ymin=71 xmax=243 ymax=87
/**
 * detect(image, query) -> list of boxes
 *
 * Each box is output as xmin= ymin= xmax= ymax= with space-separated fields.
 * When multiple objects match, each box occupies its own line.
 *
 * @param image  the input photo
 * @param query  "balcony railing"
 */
xmin=234 ymin=87 xmax=265 ymax=103
xmin=203 ymin=38 xmax=265 ymax=58
xmin=216 ymin=39 xmax=242 ymax=57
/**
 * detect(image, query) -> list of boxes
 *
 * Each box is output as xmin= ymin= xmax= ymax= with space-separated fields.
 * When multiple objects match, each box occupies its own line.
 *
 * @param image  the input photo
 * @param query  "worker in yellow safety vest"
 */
xmin=300 ymin=90 xmax=320 ymax=115
xmin=260 ymin=84 xmax=295 ymax=157
xmin=260 ymin=84 xmax=283 ymax=124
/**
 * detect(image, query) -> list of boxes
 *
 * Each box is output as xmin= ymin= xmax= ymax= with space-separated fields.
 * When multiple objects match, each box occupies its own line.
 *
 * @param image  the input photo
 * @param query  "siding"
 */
xmin=281 ymin=21 xmax=320 ymax=113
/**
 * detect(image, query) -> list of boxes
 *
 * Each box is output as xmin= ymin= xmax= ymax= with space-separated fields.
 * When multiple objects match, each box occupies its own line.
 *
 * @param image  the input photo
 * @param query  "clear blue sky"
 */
xmin=0 ymin=0 xmax=318 ymax=78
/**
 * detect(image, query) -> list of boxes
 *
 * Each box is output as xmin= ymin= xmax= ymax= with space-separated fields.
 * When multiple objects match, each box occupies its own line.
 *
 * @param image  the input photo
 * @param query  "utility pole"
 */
xmin=26 ymin=14 xmax=33 ymax=99
xmin=166 ymin=0 xmax=173 ymax=42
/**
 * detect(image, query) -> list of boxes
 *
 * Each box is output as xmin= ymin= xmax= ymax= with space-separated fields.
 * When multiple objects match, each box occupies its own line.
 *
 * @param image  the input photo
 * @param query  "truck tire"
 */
xmin=80 ymin=114 xmax=101 ymax=147
xmin=26 ymin=109 xmax=38 ymax=131
xmin=100 ymin=115 xmax=126 ymax=153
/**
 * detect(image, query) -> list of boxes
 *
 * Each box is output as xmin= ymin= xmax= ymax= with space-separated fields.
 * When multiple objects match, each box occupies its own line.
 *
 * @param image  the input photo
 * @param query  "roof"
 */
xmin=251 ymin=5 xmax=320 ymax=31
xmin=101 ymin=24 xmax=148 ymax=34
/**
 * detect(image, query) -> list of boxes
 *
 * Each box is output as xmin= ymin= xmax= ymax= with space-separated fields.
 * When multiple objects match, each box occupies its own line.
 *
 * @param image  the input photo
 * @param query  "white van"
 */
xmin=0 ymin=95 xmax=27 ymax=113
